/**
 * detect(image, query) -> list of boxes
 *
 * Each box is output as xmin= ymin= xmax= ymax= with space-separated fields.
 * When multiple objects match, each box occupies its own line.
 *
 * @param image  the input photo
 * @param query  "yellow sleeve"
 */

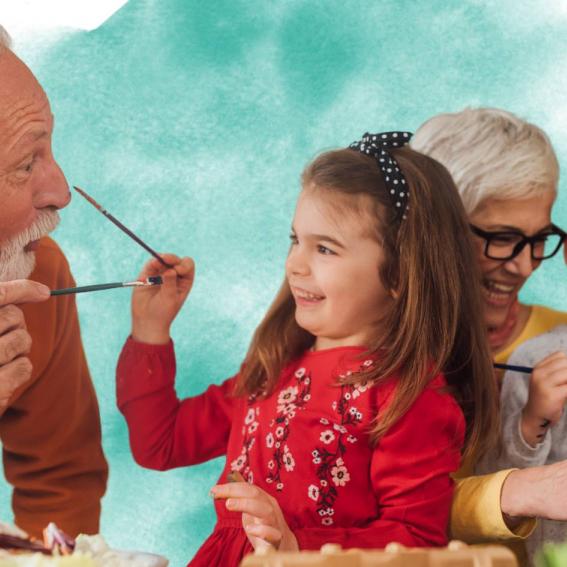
xmin=450 ymin=470 xmax=536 ymax=542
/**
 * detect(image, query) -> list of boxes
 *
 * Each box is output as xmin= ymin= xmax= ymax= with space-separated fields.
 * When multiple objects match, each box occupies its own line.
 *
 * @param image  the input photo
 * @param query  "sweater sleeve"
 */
xmin=450 ymin=471 xmax=536 ymax=541
xmin=294 ymin=384 xmax=464 ymax=549
xmin=116 ymin=337 xmax=237 ymax=470
xmin=498 ymin=370 xmax=551 ymax=467
xmin=0 ymin=238 xmax=108 ymax=538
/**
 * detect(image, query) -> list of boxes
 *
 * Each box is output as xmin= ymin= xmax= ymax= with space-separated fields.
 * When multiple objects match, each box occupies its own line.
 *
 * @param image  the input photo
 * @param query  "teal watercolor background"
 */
xmin=2 ymin=1 xmax=567 ymax=565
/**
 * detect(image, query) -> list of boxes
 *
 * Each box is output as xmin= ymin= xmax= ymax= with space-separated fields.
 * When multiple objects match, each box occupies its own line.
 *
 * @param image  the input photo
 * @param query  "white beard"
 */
xmin=0 ymin=210 xmax=60 ymax=282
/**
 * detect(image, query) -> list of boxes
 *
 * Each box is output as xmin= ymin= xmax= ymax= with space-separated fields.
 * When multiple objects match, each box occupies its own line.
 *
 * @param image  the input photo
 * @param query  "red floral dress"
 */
xmin=117 ymin=338 xmax=465 ymax=567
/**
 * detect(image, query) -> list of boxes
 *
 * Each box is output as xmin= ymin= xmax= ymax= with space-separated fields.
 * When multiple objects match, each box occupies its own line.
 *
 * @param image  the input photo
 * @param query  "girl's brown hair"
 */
xmin=236 ymin=147 xmax=499 ymax=462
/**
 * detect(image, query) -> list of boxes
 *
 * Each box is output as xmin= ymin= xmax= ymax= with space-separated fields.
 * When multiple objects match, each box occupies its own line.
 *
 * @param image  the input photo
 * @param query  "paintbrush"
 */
xmin=51 ymin=276 xmax=163 ymax=296
xmin=73 ymin=186 xmax=173 ymax=268
xmin=493 ymin=362 xmax=533 ymax=374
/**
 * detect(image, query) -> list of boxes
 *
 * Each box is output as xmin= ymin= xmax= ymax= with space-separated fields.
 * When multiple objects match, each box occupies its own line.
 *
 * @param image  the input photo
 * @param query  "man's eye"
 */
xmin=317 ymin=245 xmax=335 ymax=255
xmin=18 ymin=157 xmax=35 ymax=174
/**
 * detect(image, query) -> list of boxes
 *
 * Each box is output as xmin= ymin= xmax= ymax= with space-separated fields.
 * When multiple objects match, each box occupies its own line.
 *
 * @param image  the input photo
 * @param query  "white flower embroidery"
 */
xmin=231 ymin=454 xmax=246 ymax=471
xmin=295 ymin=368 xmax=306 ymax=378
xmin=349 ymin=407 xmax=358 ymax=416
xmin=276 ymin=426 xmax=285 ymax=438
xmin=304 ymin=394 xmax=311 ymax=401
xmin=312 ymin=449 xmax=319 ymax=458
xmin=320 ymin=418 xmax=329 ymax=425
xmin=362 ymin=360 xmax=373 ymax=367
xmin=276 ymin=482 xmax=284 ymax=491
xmin=277 ymin=385 xmax=298 ymax=409
xmin=320 ymin=479 xmax=328 ymax=487
xmin=320 ymin=430 xmax=335 ymax=445
xmin=347 ymin=435 xmax=358 ymax=444
xmin=308 ymin=485 xmax=319 ymax=501
xmin=248 ymin=422 xmax=258 ymax=434
xmin=333 ymin=423 xmax=347 ymax=434
xmin=313 ymin=457 xmax=321 ymax=464
xmin=266 ymin=433 xmax=274 ymax=448
xmin=244 ymin=408 xmax=256 ymax=425
xmin=282 ymin=404 xmax=297 ymax=416
xmin=331 ymin=461 xmax=350 ymax=487
xmin=326 ymin=507 xmax=335 ymax=516
xmin=322 ymin=517 xmax=334 ymax=526
xmin=268 ymin=460 xmax=275 ymax=470
xmin=344 ymin=392 xmax=351 ymax=401
xmin=282 ymin=446 xmax=295 ymax=472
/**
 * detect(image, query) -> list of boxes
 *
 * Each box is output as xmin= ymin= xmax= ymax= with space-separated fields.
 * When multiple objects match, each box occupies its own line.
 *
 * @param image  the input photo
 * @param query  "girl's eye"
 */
xmin=317 ymin=245 xmax=335 ymax=256
xmin=289 ymin=233 xmax=298 ymax=245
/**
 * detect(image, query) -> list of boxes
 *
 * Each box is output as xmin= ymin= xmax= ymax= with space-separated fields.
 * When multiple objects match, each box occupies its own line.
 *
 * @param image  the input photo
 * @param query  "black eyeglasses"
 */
xmin=470 ymin=224 xmax=567 ymax=261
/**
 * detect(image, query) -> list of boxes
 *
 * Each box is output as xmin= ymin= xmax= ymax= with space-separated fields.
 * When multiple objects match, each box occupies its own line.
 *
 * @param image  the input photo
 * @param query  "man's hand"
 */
xmin=0 ymin=280 xmax=50 ymax=413
xmin=502 ymin=460 xmax=567 ymax=521
xmin=211 ymin=481 xmax=299 ymax=552
xmin=522 ymin=352 xmax=567 ymax=446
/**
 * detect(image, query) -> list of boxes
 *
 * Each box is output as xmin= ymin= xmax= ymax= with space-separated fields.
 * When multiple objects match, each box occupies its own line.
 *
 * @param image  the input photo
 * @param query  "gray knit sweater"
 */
xmin=477 ymin=325 xmax=567 ymax=566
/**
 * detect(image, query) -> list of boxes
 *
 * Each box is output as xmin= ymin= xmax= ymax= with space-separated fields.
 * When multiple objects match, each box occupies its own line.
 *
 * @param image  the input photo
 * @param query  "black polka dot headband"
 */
xmin=348 ymin=131 xmax=413 ymax=219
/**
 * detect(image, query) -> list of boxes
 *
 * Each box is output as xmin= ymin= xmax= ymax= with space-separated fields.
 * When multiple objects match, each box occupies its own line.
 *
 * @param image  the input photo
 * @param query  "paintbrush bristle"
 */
xmin=73 ymin=186 xmax=102 ymax=211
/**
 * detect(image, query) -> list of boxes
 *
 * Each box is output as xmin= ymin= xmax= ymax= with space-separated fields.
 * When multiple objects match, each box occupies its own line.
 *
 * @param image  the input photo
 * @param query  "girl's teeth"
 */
xmin=297 ymin=291 xmax=323 ymax=300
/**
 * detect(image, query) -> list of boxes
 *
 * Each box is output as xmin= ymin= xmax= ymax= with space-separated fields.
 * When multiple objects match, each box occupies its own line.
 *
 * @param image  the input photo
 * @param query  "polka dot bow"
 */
xmin=348 ymin=131 xmax=413 ymax=219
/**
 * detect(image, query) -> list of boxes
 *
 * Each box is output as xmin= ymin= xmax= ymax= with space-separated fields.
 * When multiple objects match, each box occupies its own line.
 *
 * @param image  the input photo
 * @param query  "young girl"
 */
xmin=116 ymin=132 xmax=498 ymax=566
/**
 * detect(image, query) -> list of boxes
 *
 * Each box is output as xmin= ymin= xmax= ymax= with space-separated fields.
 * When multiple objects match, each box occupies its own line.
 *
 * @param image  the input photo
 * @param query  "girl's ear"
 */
xmin=389 ymin=287 xmax=400 ymax=300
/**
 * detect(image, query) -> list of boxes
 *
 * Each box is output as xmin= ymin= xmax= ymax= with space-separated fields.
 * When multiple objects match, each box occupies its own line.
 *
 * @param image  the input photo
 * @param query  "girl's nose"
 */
xmin=286 ymin=246 xmax=310 ymax=277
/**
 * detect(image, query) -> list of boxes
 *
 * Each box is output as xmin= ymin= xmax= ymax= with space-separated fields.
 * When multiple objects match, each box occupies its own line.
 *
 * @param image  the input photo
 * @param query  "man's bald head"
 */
xmin=0 ymin=24 xmax=70 ymax=281
xmin=0 ymin=25 xmax=12 ymax=54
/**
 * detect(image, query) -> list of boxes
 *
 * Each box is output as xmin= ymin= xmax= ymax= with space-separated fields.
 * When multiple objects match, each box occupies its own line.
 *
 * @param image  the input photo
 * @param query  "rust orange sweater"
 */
xmin=0 ymin=237 xmax=108 ymax=537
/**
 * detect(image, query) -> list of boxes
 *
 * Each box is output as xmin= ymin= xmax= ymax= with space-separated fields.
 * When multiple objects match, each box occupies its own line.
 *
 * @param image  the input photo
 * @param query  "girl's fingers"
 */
xmin=211 ymin=482 xmax=260 ymax=499
xmin=225 ymin=497 xmax=274 ymax=521
xmin=244 ymin=523 xmax=282 ymax=546
xmin=137 ymin=254 xmax=187 ymax=280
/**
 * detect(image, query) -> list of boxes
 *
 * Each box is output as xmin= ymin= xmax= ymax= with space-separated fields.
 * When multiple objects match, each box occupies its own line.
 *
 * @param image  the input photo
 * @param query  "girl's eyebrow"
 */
xmin=290 ymin=227 xmax=346 ymax=249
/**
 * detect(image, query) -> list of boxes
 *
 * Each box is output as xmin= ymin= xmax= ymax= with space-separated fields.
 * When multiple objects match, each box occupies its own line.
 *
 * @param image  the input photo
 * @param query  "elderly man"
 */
xmin=412 ymin=108 xmax=567 ymax=565
xmin=0 ymin=26 xmax=107 ymax=536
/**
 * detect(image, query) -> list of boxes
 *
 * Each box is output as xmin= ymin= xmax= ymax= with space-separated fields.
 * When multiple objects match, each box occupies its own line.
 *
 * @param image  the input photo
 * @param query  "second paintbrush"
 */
xmin=73 ymin=186 xmax=173 ymax=269
xmin=51 ymin=276 xmax=163 ymax=296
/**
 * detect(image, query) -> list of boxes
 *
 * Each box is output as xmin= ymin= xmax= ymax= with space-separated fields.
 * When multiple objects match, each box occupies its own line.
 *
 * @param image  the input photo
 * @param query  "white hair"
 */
xmin=0 ymin=24 xmax=12 ymax=53
xmin=0 ymin=210 xmax=60 ymax=281
xmin=410 ymin=108 xmax=559 ymax=214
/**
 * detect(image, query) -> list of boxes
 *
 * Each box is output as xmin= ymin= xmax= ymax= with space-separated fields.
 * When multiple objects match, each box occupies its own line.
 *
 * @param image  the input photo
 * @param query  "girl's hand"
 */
xmin=522 ymin=351 xmax=567 ymax=446
xmin=131 ymin=254 xmax=195 ymax=345
xmin=211 ymin=481 xmax=299 ymax=552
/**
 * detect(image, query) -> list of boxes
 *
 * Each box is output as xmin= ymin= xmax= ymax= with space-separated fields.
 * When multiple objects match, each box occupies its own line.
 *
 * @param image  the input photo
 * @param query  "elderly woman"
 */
xmin=411 ymin=108 xmax=567 ymax=566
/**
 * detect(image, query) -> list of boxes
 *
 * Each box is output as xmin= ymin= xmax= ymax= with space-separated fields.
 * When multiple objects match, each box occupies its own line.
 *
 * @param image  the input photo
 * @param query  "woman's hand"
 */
xmin=522 ymin=352 xmax=567 ymax=446
xmin=131 ymin=254 xmax=195 ymax=345
xmin=211 ymin=481 xmax=299 ymax=552
xmin=502 ymin=459 xmax=567 ymax=521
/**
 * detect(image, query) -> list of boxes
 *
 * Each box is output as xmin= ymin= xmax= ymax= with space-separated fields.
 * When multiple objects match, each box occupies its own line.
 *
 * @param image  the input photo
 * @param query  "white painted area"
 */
xmin=0 ymin=0 xmax=127 ymax=34
xmin=0 ymin=0 xmax=127 ymax=65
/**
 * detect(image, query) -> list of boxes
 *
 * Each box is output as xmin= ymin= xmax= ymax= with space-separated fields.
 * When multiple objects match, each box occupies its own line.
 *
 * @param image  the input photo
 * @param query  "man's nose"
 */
xmin=32 ymin=157 xmax=70 ymax=210
xmin=504 ymin=244 xmax=537 ymax=278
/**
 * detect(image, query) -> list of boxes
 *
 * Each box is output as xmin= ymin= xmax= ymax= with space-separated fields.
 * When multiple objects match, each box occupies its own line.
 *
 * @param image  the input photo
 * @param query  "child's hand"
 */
xmin=522 ymin=352 xmax=567 ymax=446
xmin=210 ymin=481 xmax=299 ymax=552
xmin=131 ymin=254 xmax=195 ymax=345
